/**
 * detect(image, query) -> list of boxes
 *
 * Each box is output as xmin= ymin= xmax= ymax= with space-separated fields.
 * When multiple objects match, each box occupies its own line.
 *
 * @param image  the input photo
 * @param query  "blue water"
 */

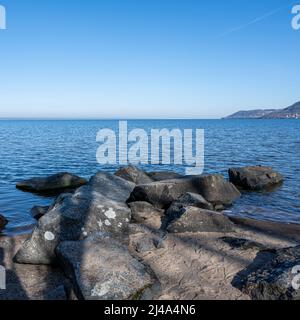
xmin=0 ymin=119 xmax=299 ymax=235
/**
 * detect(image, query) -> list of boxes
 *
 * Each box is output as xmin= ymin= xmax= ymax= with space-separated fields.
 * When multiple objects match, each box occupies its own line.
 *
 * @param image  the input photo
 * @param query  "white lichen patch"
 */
xmin=104 ymin=208 xmax=117 ymax=219
xmin=98 ymin=220 xmax=103 ymax=229
xmin=91 ymin=280 xmax=113 ymax=297
xmin=118 ymin=222 xmax=123 ymax=228
xmin=44 ymin=231 xmax=55 ymax=241
xmin=125 ymin=218 xmax=129 ymax=222
xmin=104 ymin=219 xmax=111 ymax=226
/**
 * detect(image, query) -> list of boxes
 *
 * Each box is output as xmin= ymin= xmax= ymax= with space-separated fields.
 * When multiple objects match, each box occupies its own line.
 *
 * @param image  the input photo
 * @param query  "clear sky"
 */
xmin=0 ymin=0 xmax=299 ymax=119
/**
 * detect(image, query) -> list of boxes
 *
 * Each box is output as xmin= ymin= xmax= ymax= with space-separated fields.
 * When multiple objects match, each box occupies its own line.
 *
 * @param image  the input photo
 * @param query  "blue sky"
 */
xmin=0 ymin=0 xmax=299 ymax=119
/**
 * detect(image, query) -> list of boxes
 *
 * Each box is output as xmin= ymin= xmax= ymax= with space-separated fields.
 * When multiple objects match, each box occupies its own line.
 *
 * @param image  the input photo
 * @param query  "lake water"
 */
xmin=0 ymin=119 xmax=299 ymax=235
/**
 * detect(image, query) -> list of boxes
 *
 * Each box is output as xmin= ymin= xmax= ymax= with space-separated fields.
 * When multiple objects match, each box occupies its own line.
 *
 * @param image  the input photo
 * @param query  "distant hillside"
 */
xmin=224 ymin=101 xmax=300 ymax=119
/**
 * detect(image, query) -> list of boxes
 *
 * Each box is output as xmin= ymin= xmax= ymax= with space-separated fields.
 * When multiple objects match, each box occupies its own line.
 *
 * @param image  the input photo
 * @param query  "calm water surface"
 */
xmin=0 ymin=119 xmax=299 ymax=235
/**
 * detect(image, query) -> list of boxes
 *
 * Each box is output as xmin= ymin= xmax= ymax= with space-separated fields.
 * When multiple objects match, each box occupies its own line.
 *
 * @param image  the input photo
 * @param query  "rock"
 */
xmin=168 ymin=192 xmax=214 ymax=213
xmin=0 ymin=214 xmax=8 ymax=231
xmin=31 ymin=206 xmax=50 ymax=220
xmin=0 ymin=235 xmax=71 ymax=300
xmin=147 ymin=171 xmax=184 ymax=181
xmin=128 ymin=202 xmax=164 ymax=229
xmin=16 ymin=172 xmax=87 ymax=194
xmin=14 ymin=172 xmax=135 ymax=265
xmin=55 ymin=233 xmax=157 ymax=300
xmin=115 ymin=165 xmax=153 ymax=185
xmin=128 ymin=174 xmax=240 ymax=209
xmin=220 ymin=237 xmax=266 ymax=251
xmin=166 ymin=206 xmax=234 ymax=233
xmin=228 ymin=166 xmax=284 ymax=191
xmin=242 ymin=246 xmax=300 ymax=300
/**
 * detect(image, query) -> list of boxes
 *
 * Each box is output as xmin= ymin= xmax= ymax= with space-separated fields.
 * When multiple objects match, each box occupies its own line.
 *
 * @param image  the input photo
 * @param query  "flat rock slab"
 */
xmin=56 ymin=233 xmax=156 ymax=300
xmin=0 ymin=235 xmax=69 ymax=300
xmin=115 ymin=166 xmax=153 ymax=185
xmin=14 ymin=172 xmax=135 ymax=265
xmin=166 ymin=207 xmax=234 ymax=233
xmin=242 ymin=246 xmax=300 ymax=300
xmin=16 ymin=172 xmax=87 ymax=194
xmin=228 ymin=166 xmax=283 ymax=191
xmin=128 ymin=174 xmax=240 ymax=209
xmin=147 ymin=171 xmax=184 ymax=181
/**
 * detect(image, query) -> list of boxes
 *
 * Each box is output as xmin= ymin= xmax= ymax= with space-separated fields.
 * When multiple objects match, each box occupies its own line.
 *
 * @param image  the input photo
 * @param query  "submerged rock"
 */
xmin=14 ymin=172 xmax=135 ymax=265
xmin=128 ymin=174 xmax=240 ymax=209
xmin=228 ymin=166 xmax=284 ymax=191
xmin=0 ymin=214 xmax=8 ymax=231
xmin=128 ymin=201 xmax=164 ymax=229
xmin=16 ymin=172 xmax=87 ymax=194
xmin=115 ymin=165 xmax=153 ymax=185
xmin=31 ymin=206 xmax=50 ymax=220
xmin=56 ymin=233 xmax=157 ymax=300
xmin=166 ymin=206 xmax=234 ymax=233
xmin=242 ymin=246 xmax=300 ymax=300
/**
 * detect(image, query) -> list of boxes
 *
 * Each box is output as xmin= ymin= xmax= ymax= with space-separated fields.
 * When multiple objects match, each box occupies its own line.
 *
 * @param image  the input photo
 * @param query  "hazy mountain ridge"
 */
xmin=225 ymin=101 xmax=300 ymax=119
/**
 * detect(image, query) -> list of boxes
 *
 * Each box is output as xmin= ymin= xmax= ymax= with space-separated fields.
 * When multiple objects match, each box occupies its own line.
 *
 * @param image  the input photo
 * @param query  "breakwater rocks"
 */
xmin=1 ymin=165 xmax=299 ymax=300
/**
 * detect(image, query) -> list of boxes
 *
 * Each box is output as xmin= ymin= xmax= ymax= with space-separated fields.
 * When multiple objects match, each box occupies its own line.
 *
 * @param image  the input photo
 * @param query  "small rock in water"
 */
xmin=16 ymin=172 xmax=87 ymax=194
xmin=228 ymin=166 xmax=284 ymax=191
xmin=0 ymin=214 xmax=8 ymax=231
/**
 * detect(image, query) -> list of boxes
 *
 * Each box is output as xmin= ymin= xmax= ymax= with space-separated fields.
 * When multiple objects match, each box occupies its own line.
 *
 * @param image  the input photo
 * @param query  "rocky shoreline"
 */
xmin=0 ymin=165 xmax=299 ymax=300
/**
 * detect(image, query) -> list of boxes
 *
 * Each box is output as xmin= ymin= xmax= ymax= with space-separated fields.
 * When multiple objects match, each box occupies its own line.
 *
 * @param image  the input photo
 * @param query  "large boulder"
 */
xmin=242 ymin=246 xmax=300 ymax=300
xmin=115 ymin=165 xmax=153 ymax=185
xmin=0 ymin=214 xmax=8 ymax=231
xmin=16 ymin=172 xmax=87 ymax=194
xmin=14 ymin=172 xmax=135 ymax=265
xmin=166 ymin=206 xmax=234 ymax=233
xmin=147 ymin=171 xmax=184 ymax=181
xmin=128 ymin=201 xmax=164 ymax=229
xmin=228 ymin=166 xmax=284 ymax=191
xmin=128 ymin=174 xmax=240 ymax=209
xmin=0 ymin=235 xmax=71 ymax=300
xmin=56 ymin=233 xmax=157 ymax=300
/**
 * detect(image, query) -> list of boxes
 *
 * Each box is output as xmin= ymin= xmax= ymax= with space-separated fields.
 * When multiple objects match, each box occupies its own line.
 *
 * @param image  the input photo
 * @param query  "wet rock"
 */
xmin=115 ymin=165 xmax=153 ymax=185
xmin=0 ymin=214 xmax=8 ymax=231
xmin=129 ymin=201 xmax=164 ymax=229
xmin=228 ymin=166 xmax=284 ymax=191
xmin=16 ymin=172 xmax=87 ymax=194
xmin=220 ymin=237 xmax=267 ymax=251
xmin=147 ymin=171 xmax=184 ymax=181
xmin=128 ymin=174 xmax=240 ymax=209
xmin=56 ymin=233 xmax=157 ymax=300
xmin=242 ymin=246 xmax=300 ymax=300
xmin=31 ymin=206 xmax=50 ymax=220
xmin=0 ymin=235 xmax=70 ymax=300
xmin=166 ymin=206 xmax=234 ymax=233
xmin=14 ymin=172 xmax=134 ymax=265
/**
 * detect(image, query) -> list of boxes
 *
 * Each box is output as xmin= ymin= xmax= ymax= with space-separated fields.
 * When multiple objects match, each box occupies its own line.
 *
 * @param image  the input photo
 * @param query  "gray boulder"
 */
xmin=56 ymin=233 xmax=157 ymax=300
xmin=0 ymin=214 xmax=8 ymax=231
xmin=31 ymin=206 xmax=50 ymax=220
xmin=115 ymin=165 xmax=153 ymax=185
xmin=128 ymin=174 xmax=240 ymax=209
xmin=14 ymin=172 xmax=135 ymax=265
xmin=147 ymin=171 xmax=184 ymax=181
xmin=166 ymin=206 xmax=234 ymax=233
xmin=128 ymin=201 xmax=164 ymax=229
xmin=242 ymin=246 xmax=300 ymax=300
xmin=16 ymin=172 xmax=87 ymax=194
xmin=228 ymin=166 xmax=284 ymax=191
